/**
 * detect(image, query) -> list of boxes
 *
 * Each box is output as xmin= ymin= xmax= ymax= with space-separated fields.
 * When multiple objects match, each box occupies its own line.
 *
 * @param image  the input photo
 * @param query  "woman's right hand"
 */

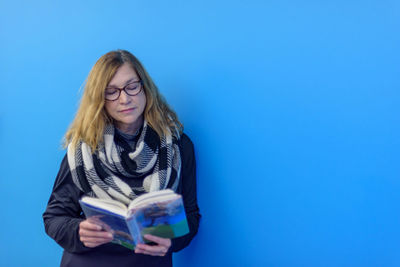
xmin=79 ymin=220 xmax=114 ymax=248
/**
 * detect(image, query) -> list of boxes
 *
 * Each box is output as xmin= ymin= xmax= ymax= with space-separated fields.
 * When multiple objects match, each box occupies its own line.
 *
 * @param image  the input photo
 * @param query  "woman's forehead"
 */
xmin=108 ymin=63 xmax=139 ymax=87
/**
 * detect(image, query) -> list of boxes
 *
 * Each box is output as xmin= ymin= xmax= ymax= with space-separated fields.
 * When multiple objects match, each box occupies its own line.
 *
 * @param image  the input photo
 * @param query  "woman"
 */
xmin=43 ymin=50 xmax=201 ymax=267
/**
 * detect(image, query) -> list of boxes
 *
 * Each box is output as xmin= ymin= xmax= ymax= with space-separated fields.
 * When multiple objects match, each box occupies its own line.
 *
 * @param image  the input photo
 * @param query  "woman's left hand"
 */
xmin=134 ymin=234 xmax=171 ymax=257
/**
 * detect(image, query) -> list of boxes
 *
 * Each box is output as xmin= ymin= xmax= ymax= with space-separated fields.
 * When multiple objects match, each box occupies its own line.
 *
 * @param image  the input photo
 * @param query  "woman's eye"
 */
xmin=126 ymin=84 xmax=138 ymax=91
xmin=105 ymin=89 xmax=117 ymax=95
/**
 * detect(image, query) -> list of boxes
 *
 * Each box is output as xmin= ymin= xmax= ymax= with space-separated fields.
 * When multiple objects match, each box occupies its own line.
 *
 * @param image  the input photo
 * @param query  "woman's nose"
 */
xmin=119 ymin=90 xmax=131 ymax=103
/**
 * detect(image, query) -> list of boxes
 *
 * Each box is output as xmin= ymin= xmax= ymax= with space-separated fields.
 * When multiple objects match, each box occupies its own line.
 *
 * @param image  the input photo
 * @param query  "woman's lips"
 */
xmin=119 ymin=108 xmax=135 ymax=113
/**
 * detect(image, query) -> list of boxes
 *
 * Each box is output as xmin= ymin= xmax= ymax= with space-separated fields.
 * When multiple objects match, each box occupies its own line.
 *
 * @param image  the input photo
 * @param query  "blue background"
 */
xmin=1 ymin=0 xmax=399 ymax=266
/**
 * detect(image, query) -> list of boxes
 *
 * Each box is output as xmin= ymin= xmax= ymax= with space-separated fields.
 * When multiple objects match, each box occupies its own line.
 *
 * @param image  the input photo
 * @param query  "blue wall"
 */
xmin=1 ymin=1 xmax=399 ymax=266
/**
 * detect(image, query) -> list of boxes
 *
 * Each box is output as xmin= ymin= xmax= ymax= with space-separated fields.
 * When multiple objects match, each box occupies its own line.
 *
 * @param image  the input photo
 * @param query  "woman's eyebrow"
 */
xmin=108 ymin=78 xmax=139 ymax=88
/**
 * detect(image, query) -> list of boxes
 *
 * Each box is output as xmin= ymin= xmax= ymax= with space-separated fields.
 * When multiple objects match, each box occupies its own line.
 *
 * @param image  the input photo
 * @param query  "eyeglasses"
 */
xmin=105 ymin=80 xmax=143 ymax=101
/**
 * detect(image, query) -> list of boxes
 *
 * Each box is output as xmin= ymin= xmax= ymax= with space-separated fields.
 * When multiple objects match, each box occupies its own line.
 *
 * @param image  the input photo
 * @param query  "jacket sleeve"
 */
xmin=42 ymin=155 xmax=91 ymax=253
xmin=170 ymin=134 xmax=201 ymax=252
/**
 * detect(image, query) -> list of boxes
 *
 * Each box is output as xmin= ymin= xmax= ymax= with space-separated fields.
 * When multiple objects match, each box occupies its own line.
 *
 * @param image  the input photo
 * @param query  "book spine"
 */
xmin=126 ymin=211 xmax=143 ymax=246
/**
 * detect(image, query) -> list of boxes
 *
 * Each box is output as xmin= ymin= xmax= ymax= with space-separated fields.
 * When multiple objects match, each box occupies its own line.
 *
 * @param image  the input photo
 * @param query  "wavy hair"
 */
xmin=64 ymin=50 xmax=183 ymax=151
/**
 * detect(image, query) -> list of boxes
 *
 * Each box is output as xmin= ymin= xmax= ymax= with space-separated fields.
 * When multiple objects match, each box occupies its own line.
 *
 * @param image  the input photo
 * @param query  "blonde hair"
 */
xmin=64 ymin=50 xmax=183 ymax=151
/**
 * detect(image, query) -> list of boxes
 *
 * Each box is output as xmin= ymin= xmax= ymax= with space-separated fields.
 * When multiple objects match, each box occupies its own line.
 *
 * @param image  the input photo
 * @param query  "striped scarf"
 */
xmin=67 ymin=120 xmax=181 ymax=205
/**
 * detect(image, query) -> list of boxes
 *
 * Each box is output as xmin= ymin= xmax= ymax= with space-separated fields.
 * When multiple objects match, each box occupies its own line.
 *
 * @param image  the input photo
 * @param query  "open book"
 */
xmin=79 ymin=189 xmax=189 ymax=250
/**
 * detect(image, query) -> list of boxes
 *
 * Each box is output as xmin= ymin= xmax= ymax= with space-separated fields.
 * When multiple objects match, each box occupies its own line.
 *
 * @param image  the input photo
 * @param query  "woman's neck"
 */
xmin=115 ymin=117 xmax=143 ymax=135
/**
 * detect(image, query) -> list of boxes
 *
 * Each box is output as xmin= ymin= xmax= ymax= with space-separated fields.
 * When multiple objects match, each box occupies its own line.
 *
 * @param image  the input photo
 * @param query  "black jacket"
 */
xmin=43 ymin=134 xmax=201 ymax=267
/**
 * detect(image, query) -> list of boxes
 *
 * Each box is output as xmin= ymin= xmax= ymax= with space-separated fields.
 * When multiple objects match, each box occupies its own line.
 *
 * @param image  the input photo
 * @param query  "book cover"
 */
xmin=80 ymin=201 xmax=136 ymax=250
xmin=128 ymin=196 xmax=189 ymax=243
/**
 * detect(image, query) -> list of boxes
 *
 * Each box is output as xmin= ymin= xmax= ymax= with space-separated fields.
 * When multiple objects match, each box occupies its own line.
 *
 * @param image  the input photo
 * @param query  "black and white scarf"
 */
xmin=67 ymin=120 xmax=181 ymax=205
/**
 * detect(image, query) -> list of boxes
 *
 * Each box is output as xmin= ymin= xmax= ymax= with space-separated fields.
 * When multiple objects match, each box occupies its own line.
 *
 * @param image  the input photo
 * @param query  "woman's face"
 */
xmin=104 ymin=63 xmax=146 ymax=134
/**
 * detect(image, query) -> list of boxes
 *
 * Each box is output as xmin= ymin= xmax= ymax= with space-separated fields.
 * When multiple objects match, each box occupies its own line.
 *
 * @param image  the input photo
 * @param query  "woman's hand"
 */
xmin=134 ymin=234 xmax=171 ymax=257
xmin=79 ymin=220 xmax=114 ymax=248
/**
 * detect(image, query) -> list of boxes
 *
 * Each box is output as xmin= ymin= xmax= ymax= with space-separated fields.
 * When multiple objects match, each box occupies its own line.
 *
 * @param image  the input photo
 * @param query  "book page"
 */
xmin=128 ymin=189 xmax=176 ymax=210
xmin=81 ymin=197 xmax=128 ymax=216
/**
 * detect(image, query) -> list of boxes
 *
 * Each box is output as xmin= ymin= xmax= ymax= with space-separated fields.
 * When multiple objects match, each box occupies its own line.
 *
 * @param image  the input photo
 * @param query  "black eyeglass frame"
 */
xmin=105 ymin=80 xmax=144 ymax=101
